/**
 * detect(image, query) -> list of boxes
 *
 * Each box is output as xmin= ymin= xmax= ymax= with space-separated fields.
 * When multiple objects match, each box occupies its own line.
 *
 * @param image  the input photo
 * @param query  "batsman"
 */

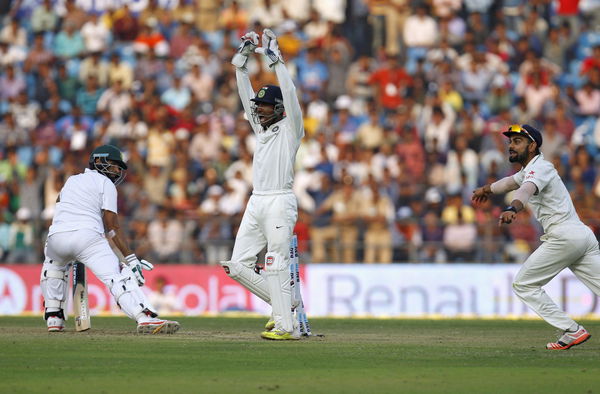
xmin=220 ymin=29 xmax=304 ymax=340
xmin=41 ymin=144 xmax=180 ymax=334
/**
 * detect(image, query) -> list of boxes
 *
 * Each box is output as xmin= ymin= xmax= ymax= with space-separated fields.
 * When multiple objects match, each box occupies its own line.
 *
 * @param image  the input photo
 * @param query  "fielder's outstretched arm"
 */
xmin=472 ymin=176 xmax=519 ymax=204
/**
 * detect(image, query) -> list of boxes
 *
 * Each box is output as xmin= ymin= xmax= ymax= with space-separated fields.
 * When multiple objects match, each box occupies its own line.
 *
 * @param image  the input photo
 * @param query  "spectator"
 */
xmin=362 ymin=181 xmax=395 ymax=263
xmin=356 ymin=107 xmax=385 ymax=150
xmin=30 ymin=0 xmax=58 ymax=34
xmin=112 ymin=4 xmax=140 ymax=42
xmin=0 ymin=18 xmax=26 ymax=47
xmin=575 ymin=82 xmax=600 ymax=117
xmin=81 ymin=13 xmax=111 ymax=53
xmin=296 ymin=45 xmax=329 ymax=92
xmin=6 ymin=207 xmax=36 ymax=263
xmin=23 ymin=34 xmax=54 ymax=74
xmin=443 ymin=209 xmax=477 ymax=262
xmin=368 ymin=54 xmax=412 ymax=114
xmin=53 ymin=21 xmax=85 ymax=60
xmin=0 ymin=64 xmax=25 ymax=102
xmin=60 ymin=0 xmax=88 ymax=30
xmin=0 ymin=39 xmax=26 ymax=66
xmin=315 ymin=176 xmax=362 ymax=263
xmin=108 ymin=53 xmax=134 ymax=90
xmin=0 ymin=210 xmax=10 ymax=261
xmin=76 ymin=76 xmax=104 ymax=117
xmin=96 ymin=79 xmax=132 ymax=122
xmin=147 ymin=206 xmax=183 ymax=263
xmin=308 ymin=173 xmax=337 ymax=263
xmin=148 ymin=276 xmax=181 ymax=315
xmin=403 ymin=3 xmax=438 ymax=49
xmin=346 ymin=55 xmax=376 ymax=109
xmin=161 ymin=76 xmax=191 ymax=111
xmin=198 ymin=185 xmax=232 ymax=264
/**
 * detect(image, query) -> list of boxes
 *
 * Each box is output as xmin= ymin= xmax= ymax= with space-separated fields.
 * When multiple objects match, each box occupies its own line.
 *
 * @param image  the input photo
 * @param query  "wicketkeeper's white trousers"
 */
xmin=231 ymin=192 xmax=298 ymax=267
xmin=513 ymin=223 xmax=600 ymax=330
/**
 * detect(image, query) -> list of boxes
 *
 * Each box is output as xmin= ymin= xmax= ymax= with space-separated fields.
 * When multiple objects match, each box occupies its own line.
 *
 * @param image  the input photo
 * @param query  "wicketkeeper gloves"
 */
xmin=231 ymin=31 xmax=259 ymax=69
xmin=255 ymin=28 xmax=284 ymax=67
xmin=125 ymin=254 xmax=154 ymax=286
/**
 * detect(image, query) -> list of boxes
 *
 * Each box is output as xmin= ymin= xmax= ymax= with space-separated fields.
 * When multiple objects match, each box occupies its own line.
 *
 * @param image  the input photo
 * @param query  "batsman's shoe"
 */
xmin=47 ymin=316 xmax=65 ymax=332
xmin=261 ymin=329 xmax=300 ymax=340
xmin=546 ymin=325 xmax=591 ymax=350
xmin=137 ymin=318 xmax=180 ymax=335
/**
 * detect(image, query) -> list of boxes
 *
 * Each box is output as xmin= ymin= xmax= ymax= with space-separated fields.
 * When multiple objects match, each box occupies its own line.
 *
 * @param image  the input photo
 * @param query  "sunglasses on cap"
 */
xmin=504 ymin=124 xmax=535 ymax=141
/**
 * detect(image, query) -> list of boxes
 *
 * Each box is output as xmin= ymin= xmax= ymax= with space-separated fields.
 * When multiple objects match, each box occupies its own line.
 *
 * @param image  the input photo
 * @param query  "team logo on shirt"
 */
xmin=525 ymin=170 xmax=535 ymax=180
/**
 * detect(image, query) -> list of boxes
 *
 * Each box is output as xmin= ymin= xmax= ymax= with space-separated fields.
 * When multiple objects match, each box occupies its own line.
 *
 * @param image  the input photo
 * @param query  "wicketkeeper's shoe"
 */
xmin=47 ymin=316 xmax=65 ymax=332
xmin=137 ymin=318 xmax=180 ymax=335
xmin=546 ymin=325 xmax=591 ymax=350
xmin=265 ymin=318 xmax=275 ymax=331
xmin=261 ymin=329 xmax=300 ymax=340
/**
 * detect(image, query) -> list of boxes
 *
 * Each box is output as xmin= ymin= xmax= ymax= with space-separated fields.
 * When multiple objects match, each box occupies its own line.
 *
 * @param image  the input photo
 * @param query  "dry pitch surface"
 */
xmin=1 ymin=317 xmax=599 ymax=393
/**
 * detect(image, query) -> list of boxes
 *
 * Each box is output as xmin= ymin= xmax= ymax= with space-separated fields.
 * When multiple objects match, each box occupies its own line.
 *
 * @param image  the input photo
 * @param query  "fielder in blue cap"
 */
xmin=472 ymin=123 xmax=600 ymax=350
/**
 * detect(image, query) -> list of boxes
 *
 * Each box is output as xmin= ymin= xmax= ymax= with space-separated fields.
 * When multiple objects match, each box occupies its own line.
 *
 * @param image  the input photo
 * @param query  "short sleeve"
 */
xmin=101 ymin=179 xmax=118 ymax=213
xmin=512 ymin=171 xmax=524 ymax=186
xmin=521 ymin=160 xmax=554 ymax=193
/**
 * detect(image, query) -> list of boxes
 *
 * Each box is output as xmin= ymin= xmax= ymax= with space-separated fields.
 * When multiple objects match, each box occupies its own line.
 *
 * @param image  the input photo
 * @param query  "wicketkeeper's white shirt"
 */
xmin=236 ymin=62 xmax=304 ymax=192
xmin=512 ymin=153 xmax=582 ymax=233
xmin=49 ymin=169 xmax=118 ymax=236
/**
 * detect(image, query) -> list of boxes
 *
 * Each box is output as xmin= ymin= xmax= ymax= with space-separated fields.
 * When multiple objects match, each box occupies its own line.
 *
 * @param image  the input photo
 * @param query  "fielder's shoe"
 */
xmin=546 ymin=325 xmax=591 ymax=350
xmin=137 ymin=318 xmax=180 ymax=335
xmin=261 ymin=329 xmax=300 ymax=340
xmin=47 ymin=316 xmax=65 ymax=332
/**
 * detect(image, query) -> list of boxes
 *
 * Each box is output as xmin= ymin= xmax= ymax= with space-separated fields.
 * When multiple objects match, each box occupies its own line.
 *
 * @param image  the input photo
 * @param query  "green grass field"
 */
xmin=1 ymin=317 xmax=599 ymax=393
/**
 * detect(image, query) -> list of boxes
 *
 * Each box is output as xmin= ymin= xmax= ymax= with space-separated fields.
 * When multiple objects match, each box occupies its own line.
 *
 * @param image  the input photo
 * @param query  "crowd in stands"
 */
xmin=1 ymin=0 xmax=600 ymax=265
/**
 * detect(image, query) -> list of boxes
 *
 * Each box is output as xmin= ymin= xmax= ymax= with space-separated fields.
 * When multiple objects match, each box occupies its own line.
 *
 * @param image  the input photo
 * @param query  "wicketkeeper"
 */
xmin=41 ymin=144 xmax=180 ymax=334
xmin=220 ymin=29 xmax=304 ymax=340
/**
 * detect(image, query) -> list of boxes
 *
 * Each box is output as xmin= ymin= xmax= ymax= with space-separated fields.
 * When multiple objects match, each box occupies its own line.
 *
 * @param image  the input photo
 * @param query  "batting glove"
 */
xmin=140 ymin=258 xmax=154 ymax=271
xmin=232 ymin=31 xmax=259 ymax=69
xmin=125 ymin=254 xmax=146 ymax=286
xmin=255 ymin=28 xmax=283 ymax=67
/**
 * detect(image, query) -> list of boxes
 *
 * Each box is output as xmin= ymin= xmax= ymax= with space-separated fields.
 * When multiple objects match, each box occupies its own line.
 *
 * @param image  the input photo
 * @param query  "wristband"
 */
xmin=125 ymin=254 xmax=138 ymax=264
xmin=502 ymin=206 xmax=518 ymax=214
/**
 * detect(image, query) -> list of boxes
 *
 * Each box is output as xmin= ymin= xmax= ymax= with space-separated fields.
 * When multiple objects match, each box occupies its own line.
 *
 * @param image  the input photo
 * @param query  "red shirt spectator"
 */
xmin=580 ymin=46 xmax=600 ymax=77
xmin=368 ymin=56 xmax=413 ymax=110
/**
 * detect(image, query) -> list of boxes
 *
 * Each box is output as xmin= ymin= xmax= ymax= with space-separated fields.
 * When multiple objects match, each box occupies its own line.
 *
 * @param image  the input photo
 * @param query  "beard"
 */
xmin=508 ymin=150 xmax=528 ymax=164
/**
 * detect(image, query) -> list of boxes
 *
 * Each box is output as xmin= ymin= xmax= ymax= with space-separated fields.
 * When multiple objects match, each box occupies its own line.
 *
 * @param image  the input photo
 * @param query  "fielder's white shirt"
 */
xmin=49 ymin=169 xmax=118 ymax=236
xmin=512 ymin=153 xmax=582 ymax=233
xmin=236 ymin=62 xmax=304 ymax=193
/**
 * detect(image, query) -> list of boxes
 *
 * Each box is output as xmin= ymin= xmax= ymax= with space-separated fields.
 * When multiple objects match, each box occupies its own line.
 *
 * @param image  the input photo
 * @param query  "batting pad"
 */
xmin=219 ymin=260 xmax=271 ymax=303
xmin=263 ymin=252 xmax=294 ymax=333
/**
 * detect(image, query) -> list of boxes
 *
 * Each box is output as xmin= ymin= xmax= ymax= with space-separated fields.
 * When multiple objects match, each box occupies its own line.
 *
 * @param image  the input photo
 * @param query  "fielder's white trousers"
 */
xmin=513 ymin=223 xmax=600 ymax=330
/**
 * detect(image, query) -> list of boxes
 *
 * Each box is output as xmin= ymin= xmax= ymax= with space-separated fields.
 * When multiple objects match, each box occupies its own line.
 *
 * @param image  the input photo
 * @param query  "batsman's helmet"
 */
xmin=250 ymin=85 xmax=285 ymax=126
xmin=88 ymin=144 xmax=127 ymax=185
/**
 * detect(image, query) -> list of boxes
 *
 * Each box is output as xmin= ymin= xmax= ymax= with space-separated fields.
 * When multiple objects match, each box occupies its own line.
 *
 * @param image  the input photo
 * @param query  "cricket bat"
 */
xmin=72 ymin=262 xmax=91 ymax=331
